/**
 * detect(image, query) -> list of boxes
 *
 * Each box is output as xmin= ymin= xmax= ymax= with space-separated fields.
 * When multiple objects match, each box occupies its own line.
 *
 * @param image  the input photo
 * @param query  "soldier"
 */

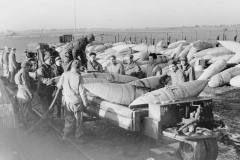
xmin=52 ymin=56 xmax=64 ymax=118
xmin=2 ymin=47 xmax=10 ymax=79
xmin=124 ymin=54 xmax=143 ymax=78
xmin=145 ymin=53 xmax=162 ymax=77
xmin=9 ymin=48 xmax=18 ymax=86
xmin=87 ymin=52 xmax=103 ymax=72
xmin=57 ymin=60 xmax=88 ymax=141
xmin=166 ymin=60 xmax=186 ymax=85
xmin=106 ymin=55 xmax=125 ymax=75
xmin=178 ymin=55 xmax=195 ymax=81
xmin=36 ymin=52 xmax=56 ymax=114
xmin=15 ymin=60 xmax=33 ymax=126
xmin=60 ymin=33 xmax=95 ymax=71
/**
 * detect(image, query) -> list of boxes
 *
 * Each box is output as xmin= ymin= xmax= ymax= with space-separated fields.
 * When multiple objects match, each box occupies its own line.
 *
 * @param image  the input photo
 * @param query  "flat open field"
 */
xmin=0 ymin=26 xmax=239 ymax=62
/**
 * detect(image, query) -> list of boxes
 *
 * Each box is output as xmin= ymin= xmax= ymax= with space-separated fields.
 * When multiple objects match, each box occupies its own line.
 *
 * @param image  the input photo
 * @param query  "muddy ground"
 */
xmin=3 ymin=79 xmax=240 ymax=160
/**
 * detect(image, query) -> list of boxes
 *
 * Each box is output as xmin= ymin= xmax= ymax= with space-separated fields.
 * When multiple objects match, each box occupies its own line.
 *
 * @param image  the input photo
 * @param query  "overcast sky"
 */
xmin=0 ymin=0 xmax=240 ymax=31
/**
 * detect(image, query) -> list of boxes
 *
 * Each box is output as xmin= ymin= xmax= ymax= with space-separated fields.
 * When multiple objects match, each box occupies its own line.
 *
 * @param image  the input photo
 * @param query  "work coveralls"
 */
xmin=60 ymin=37 xmax=89 ymax=70
xmin=125 ymin=62 xmax=143 ymax=78
xmin=36 ymin=63 xmax=55 ymax=114
xmin=2 ymin=51 xmax=10 ymax=78
xmin=9 ymin=52 xmax=18 ymax=85
xmin=15 ymin=68 xmax=33 ymax=124
xmin=106 ymin=63 xmax=125 ymax=75
xmin=87 ymin=60 xmax=103 ymax=72
xmin=52 ymin=64 xmax=64 ymax=118
xmin=167 ymin=68 xmax=186 ymax=85
xmin=57 ymin=71 xmax=88 ymax=137
xmin=178 ymin=64 xmax=195 ymax=81
xmin=145 ymin=61 xmax=162 ymax=77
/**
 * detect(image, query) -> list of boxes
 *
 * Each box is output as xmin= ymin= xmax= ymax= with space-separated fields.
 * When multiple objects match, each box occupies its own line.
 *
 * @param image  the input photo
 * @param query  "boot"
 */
xmin=62 ymin=132 xmax=68 ymax=141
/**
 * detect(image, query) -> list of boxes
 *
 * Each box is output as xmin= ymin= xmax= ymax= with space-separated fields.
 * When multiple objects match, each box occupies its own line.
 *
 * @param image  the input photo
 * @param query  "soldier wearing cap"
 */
xmin=9 ymin=48 xmax=18 ymax=85
xmin=145 ymin=53 xmax=162 ymax=77
xmin=124 ymin=54 xmax=143 ymax=78
xmin=178 ymin=55 xmax=195 ymax=81
xmin=15 ymin=60 xmax=33 ymax=126
xmin=105 ymin=55 xmax=125 ymax=75
xmin=87 ymin=52 xmax=103 ymax=72
xmin=57 ymin=60 xmax=88 ymax=141
xmin=165 ymin=60 xmax=186 ymax=85
xmin=36 ymin=52 xmax=56 ymax=114
xmin=60 ymin=33 xmax=95 ymax=71
xmin=2 ymin=46 xmax=10 ymax=79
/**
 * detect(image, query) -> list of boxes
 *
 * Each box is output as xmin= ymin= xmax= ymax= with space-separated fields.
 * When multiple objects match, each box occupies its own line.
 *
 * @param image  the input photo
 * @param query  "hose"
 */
xmin=25 ymin=88 xmax=61 ymax=134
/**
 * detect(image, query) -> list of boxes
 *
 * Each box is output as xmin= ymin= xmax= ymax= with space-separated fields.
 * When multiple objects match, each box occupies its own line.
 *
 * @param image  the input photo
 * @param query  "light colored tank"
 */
xmin=168 ymin=40 xmax=188 ymax=49
xmin=171 ymin=44 xmax=183 ymax=58
xmin=195 ymin=47 xmax=232 ymax=58
xmin=230 ymin=75 xmax=240 ymax=87
xmin=209 ymin=66 xmax=240 ymax=87
xmin=81 ymin=72 xmax=138 ymax=83
xmin=187 ymin=47 xmax=198 ymax=62
xmin=130 ymin=80 xmax=208 ymax=106
xmin=218 ymin=41 xmax=240 ymax=53
xmin=179 ymin=45 xmax=191 ymax=57
xmin=227 ymin=52 xmax=240 ymax=64
xmin=83 ymin=83 xmax=148 ymax=105
xmin=198 ymin=59 xmax=227 ymax=80
xmin=191 ymin=40 xmax=213 ymax=50
xmin=208 ymin=54 xmax=233 ymax=64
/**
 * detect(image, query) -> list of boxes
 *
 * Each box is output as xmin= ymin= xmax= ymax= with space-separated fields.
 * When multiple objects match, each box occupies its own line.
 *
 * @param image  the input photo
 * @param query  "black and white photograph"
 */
xmin=1 ymin=0 xmax=240 ymax=159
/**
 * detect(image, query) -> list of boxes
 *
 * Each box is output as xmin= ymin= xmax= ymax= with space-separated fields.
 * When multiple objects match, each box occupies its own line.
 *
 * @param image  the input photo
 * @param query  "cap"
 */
xmin=12 ymin=47 xmax=16 ymax=51
xmin=55 ymin=56 xmax=61 ymax=62
xmin=21 ymin=60 xmax=30 ymax=68
xmin=87 ymin=33 xmax=95 ymax=40
xmin=71 ymin=60 xmax=81 ymax=69
xmin=168 ymin=60 xmax=176 ymax=66
xmin=179 ymin=55 xmax=188 ymax=61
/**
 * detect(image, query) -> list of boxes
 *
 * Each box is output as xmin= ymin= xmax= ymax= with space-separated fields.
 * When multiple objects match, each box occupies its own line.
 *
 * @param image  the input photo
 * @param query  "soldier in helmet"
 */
xmin=178 ymin=55 xmax=195 ymax=81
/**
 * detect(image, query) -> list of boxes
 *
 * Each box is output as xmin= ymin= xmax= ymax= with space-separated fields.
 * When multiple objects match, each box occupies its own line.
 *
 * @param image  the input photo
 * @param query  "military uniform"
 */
xmin=9 ymin=51 xmax=18 ymax=85
xmin=178 ymin=64 xmax=195 ymax=81
xmin=87 ymin=60 xmax=103 ymax=72
xmin=15 ymin=63 xmax=33 ymax=124
xmin=60 ymin=37 xmax=89 ymax=67
xmin=125 ymin=62 xmax=143 ymax=78
xmin=2 ymin=50 xmax=10 ymax=78
xmin=167 ymin=68 xmax=186 ymax=85
xmin=106 ymin=63 xmax=125 ymax=75
xmin=36 ymin=63 xmax=55 ymax=113
xmin=52 ymin=62 xmax=64 ymax=118
xmin=145 ymin=62 xmax=162 ymax=77
xmin=57 ymin=68 xmax=88 ymax=138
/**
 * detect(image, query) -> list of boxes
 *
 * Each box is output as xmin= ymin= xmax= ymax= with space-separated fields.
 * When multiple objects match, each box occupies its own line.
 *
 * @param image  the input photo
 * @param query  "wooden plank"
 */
xmin=85 ymin=105 xmax=133 ymax=131
xmin=88 ymin=96 xmax=133 ymax=119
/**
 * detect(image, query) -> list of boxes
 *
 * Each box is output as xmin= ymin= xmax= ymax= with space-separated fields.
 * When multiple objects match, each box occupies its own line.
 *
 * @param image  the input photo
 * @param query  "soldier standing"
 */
xmin=57 ymin=60 xmax=88 ymax=141
xmin=15 ymin=60 xmax=33 ymax=126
